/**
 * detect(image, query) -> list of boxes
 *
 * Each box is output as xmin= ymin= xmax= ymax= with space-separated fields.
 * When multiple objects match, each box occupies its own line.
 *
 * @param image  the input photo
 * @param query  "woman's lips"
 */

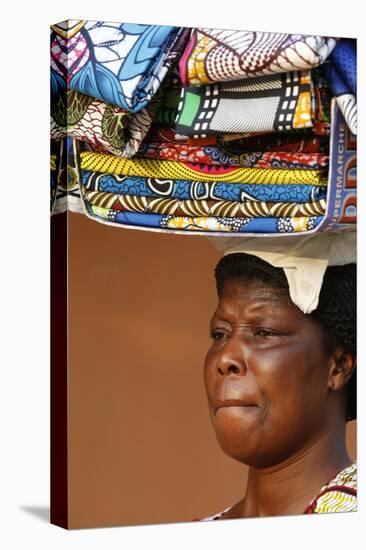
xmin=214 ymin=379 xmax=259 ymax=414
xmin=214 ymin=399 xmax=258 ymax=414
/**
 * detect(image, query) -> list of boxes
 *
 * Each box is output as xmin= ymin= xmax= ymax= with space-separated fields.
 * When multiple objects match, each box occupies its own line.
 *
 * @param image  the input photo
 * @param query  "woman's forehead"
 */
xmin=214 ymin=279 xmax=299 ymax=320
xmin=221 ymin=277 xmax=290 ymax=302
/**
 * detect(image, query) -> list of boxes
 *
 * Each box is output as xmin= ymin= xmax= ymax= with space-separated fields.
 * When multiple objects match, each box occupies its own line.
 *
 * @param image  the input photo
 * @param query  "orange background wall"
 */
xmin=68 ymin=212 xmax=356 ymax=529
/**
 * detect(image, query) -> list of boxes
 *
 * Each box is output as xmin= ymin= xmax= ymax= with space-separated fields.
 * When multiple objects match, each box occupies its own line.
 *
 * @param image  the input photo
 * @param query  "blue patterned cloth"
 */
xmin=82 ymin=171 xmax=327 ymax=203
xmin=330 ymin=39 xmax=356 ymax=95
xmin=324 ymin=39 xmax=357 ymax=134
xmin=85 ymin=202 xmax=323 ymax=234
xmin=50 ymin=21 xmax=189 ymax=112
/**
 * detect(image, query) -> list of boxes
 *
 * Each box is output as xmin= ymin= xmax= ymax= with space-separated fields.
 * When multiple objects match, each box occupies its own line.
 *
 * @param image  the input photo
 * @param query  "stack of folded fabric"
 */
xmin=51 ymin=23 xmax=357 ymax=235
xmin=50 ymin=20 xmax=190 ymax=212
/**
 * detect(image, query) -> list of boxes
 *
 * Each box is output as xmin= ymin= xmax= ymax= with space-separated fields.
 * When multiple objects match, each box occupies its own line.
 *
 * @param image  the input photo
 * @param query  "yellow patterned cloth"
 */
xmin=304 ymin=461 xmax=357 ymax=514
xmin=80 ymin=151 xmax=326 ymax=185
xmin=85 ymin=190 xmax=326 ymax=218
xmin=50 ymin=154 xmax=57 ymax=171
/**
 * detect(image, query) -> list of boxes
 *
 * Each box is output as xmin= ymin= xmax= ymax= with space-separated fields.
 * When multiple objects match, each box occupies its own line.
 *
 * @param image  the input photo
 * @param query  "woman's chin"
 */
xmin=213 ymin=405 xmax=262 ymax=434
xmin=213 ymin=408 xmax=262 ymax=463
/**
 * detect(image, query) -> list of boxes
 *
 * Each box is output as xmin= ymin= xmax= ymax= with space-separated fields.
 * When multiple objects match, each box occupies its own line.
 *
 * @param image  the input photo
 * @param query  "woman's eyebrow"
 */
xmin=212 ymin=299 xmax=300 ymax=323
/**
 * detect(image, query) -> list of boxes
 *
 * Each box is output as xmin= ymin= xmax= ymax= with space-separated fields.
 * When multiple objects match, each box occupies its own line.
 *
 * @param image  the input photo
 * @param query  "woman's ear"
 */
xmin=328 ymin=348 xmax=356 ymax=391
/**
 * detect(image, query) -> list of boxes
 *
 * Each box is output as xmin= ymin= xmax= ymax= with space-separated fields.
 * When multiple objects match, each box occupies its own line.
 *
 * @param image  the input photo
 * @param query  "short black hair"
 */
xmin=214 ymin=253 xmax=356 ymax=422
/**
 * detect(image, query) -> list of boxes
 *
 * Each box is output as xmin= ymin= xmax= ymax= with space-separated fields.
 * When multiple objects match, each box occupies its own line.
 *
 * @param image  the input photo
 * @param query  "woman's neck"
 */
xmin=227 ymin=426 xmax=351 ymax=518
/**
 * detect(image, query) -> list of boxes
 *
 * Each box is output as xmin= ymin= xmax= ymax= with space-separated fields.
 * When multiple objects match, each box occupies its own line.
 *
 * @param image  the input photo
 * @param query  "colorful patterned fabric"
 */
xmin=141 ymin=126 xmax=230 ymax=147
xmin=152 ymin=86 xmax=181 ymax=126
xmin=49 ymin=91 xmax=327 ymax=168
xmin=200 ymin=462 xmax=357 ymax=520
xmin=137 ymin=138 xmax=329 ymax=170
xmin=143 ymin=83 xmax=331 ymax=164
xmin=79 ymin=151 xmax=326 ymax=185
xmin=179 ymin=29 xmax=336 ymax=86
xmin=304 ymin=461 xmax=357 ymax=514
xmin=324 ymin=39 xmax=357 ymax=135
xmin=335 ymin=95 xmax=356 ymax=136
xmin=51 ymin=137 xmax=84 ymax=214
xmin=310 ymin=67 xmax=332 ymax=136
xmin=150 ymin=73 xmax=273 ymax=137
xmin=50 ymin=21 xmax=189 ymax=112
xmin=174 ymin=67 xmax=331 ymax=140
xmin=220 ymin=133 xmax=329 ymax=153
xmin=51 ymin=90 xmax=158 ymax=157
xmin=84 ymin=189 xmax=326 ymax=218
xmin=82 ymin=171 xmax=327 ymax=203
xmin=331 ymin=39 xmax=356 ymax=95
xmin=176 ymin=71 xmax=315 ymax=137
xmin=50 ymin=146 xmax=58 ymax=211
xmin=84 ymin=203 xmax=322 ymax=234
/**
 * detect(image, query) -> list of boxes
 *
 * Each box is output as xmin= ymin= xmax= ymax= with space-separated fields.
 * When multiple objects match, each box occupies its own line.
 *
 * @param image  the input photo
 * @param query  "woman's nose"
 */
xmin=218 ymin=362 xmax=242 ymax=375
xmin=216 ymin=347 xmax=247 ymax=376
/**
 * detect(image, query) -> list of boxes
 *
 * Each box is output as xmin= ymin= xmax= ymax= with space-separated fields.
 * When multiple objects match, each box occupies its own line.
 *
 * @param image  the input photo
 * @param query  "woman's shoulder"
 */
xmin=304 ymin=461 xmax=357 ymax=514
xmin=197 ymin=461 xmax=357 ymax=521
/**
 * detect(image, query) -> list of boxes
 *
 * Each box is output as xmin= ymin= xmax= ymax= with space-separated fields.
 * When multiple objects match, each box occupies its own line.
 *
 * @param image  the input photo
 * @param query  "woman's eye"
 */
xmin=253 ymin=328 xmax=279 ymax=338
xmin=210 ymin=330 xmax=227 ymax=340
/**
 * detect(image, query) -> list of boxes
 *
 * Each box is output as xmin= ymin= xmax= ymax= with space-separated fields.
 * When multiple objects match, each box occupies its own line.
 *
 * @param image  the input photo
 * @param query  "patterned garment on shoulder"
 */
xmin=198 ymin=461 xmax=357 ymax=520
xmin=304 ymin=461 xmax=357 ymax=514
xmin=179 ymin=29 xmax=336 ymax=86
xmin=50 ymin=21 xmax=190 ymax=112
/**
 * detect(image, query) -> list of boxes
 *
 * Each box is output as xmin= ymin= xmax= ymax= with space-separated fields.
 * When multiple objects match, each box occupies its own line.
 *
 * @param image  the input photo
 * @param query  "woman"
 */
xmin=201 ymin=252 xmax=356 ymax=519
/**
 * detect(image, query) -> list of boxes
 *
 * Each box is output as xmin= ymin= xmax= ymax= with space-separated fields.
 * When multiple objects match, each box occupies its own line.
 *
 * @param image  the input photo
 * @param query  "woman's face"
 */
xmin=204 ymin=277 xmax=334 ymax=468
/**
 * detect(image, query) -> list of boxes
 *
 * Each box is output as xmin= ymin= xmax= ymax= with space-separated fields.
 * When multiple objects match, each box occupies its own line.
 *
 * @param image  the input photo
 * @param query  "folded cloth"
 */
xmin=179 ymin=29 xmax=336 ymax=86
xmin=50 ymin=21 xmax=190 ymax=112
xmin=152 ymin=86 xmax=181 ymax=126
xmin=82 ymin=171 xmax=327 ymax=203
xmin=137 ymin=138 xmax=329 ymax=169
xmin=206 ymin=231 xmax=356 ymax=313
xmin=219 ymin=132 xmax=329 ymax=153
xmin=51 ymin=137 xmax=84 ymax=215
xmin=85 ymin=203 xmax=323 ymax=234
xmin=79 ymin=151 xmax=326 ymax=185
xmin=50 ymin=147 xmax=58 ymax=211
xmin=324 ymin=39 xmax=357 ymax=134
xmin=140 ymin=109 xmax=329 ymax=168
xmin=175 ymin=71 xmax=315 ymax=137
xmin=51 ymin=90 xmax=158 ymax=157
xmin=84 ymin=189 xmax=326 ymax=218
xmin=175 ymin=66 xmax=331 ymax=139
xmin=149 ymin=81 xmax=271 ymax=141
xmin=143 ymin=126 xmax=265 ymax=148
xmin=324 ymin=66 xmax=356 ymax=135
xmin=330 ymin=39 xmax=356 ymax=95
xmin=309 ymin=66 xmax=332 ymax=136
